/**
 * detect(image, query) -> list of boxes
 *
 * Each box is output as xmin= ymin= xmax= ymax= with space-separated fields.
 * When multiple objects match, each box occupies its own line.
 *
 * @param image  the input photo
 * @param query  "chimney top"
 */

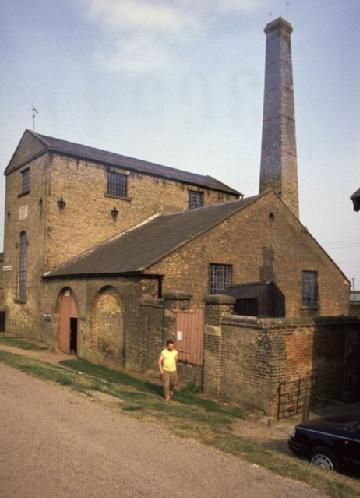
xmin=264 ymin=17 xmax=293 ymax=34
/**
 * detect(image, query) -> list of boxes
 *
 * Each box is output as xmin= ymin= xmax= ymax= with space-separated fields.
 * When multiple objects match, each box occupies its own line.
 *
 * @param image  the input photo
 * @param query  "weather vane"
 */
xmin=32 ymin=105 xmax=39 ymax=132
xmin=285 ymin=1 xmax=290 ymax=18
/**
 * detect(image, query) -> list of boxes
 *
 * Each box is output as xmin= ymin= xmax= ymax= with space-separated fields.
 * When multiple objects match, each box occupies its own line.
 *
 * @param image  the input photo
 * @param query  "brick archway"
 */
xmin=90 ymin=287 xmax=123 ymax=362
xmin=58 ymin=288 xmax=79 ymax=354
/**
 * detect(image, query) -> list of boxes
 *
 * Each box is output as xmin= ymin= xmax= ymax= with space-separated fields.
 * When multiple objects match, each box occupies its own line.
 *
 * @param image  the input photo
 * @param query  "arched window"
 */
xmin=19 ymin=231 xmax=27 ymax=302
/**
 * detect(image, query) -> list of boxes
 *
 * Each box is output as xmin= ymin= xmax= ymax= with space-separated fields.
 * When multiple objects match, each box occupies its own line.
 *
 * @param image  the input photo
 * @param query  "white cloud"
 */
xmin=95 ymin=35 xmax=171 ymax=72
xmin=85 ymin=0 xmax=200 ymax=35
xmin=77 ymin=0 xmax=269 ymax=73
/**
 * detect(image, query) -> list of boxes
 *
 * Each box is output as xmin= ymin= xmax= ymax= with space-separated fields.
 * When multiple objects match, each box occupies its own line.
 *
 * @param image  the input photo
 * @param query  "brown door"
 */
xmin=58 ymin=290 xmax=79 ymax=354
xmin=175 ymin=307 xmax=204 ymax=366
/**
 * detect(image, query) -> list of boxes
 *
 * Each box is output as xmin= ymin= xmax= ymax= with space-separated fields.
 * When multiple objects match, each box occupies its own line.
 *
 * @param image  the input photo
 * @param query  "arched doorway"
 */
xmin=58 ymin=289 xmax=79 ymax=354
xmin=91 ymin=287 xmax=123 ymax=362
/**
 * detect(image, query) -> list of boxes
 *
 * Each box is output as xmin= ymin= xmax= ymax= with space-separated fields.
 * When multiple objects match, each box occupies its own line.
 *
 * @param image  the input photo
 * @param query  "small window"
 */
xmin=302 ymin=271 xmax=318 ymax=308
xmin=18 ymin=231 xmax=28 ymax=303
xmin=209 ymin=264 xmax=233 ymax=294
xmin=189 ymin=191 xmax=203 ymax=210
xmin=21 ymin=168 xmax=30 ymax=194
xmin=107 ymin=171 xmax=128 ymax=198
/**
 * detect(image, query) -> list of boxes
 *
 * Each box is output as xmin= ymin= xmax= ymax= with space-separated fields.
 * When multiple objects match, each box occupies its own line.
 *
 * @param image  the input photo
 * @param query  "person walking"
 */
xmin=159 ymin=339 xmax=178 ymax=401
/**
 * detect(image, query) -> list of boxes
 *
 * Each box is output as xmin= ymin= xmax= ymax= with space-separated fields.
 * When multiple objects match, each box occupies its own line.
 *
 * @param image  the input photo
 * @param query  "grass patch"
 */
xmin=1 ymin=349 xmax=359 ymax=498
xmin=0 ymin=335 xmax=48 ymax=351
xmin=122 ymin=404 xmax=143 ymax=412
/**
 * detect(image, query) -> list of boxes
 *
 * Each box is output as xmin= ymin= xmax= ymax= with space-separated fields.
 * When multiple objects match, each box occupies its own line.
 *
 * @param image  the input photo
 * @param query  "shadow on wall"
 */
xmin=226 ymin=281 xmax=285 ymax=318
xmin=277 ymin=317 xmax=360 ymax=420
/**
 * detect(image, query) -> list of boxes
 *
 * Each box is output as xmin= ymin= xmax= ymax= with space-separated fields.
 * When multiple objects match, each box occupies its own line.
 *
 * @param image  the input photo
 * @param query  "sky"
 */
xmin=0 ymin=0 xmax=359 ymax=287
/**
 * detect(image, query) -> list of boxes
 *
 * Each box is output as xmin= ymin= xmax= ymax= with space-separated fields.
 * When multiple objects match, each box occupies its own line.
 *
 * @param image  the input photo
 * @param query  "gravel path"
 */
xmin=0 ymin=363 xmax=327 ymax=498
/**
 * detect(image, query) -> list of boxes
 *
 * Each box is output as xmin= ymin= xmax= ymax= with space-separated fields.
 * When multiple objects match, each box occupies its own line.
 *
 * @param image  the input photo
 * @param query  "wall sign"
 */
xmin=19 ymin=205 xmax=28 ymax=221
xmin=2 ymin=265 xmax=12 ymax=272
xmin=177 ymin=330 xmax=183 ymax=341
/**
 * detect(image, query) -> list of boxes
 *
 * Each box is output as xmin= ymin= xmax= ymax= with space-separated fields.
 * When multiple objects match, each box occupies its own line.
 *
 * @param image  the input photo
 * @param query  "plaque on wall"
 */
xmin=19 ymin=205 xmax=29 ymax=220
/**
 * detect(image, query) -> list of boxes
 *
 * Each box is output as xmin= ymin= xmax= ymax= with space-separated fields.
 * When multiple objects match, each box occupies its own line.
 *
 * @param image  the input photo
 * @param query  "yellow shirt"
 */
xmin=162 ymin=349 xmax=178 ymax=372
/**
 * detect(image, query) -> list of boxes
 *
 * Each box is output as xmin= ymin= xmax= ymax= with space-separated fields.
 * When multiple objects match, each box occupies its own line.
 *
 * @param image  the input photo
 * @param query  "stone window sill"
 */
xmin=300 ymin=306 xmax=319 ymax=311
xmin=18 ymin=191 xmax=30 ymax=198
xmin=104 ymin=193 xmax=132 ymax=202
xmin=14 ymin=298 xmax=26 ymax=305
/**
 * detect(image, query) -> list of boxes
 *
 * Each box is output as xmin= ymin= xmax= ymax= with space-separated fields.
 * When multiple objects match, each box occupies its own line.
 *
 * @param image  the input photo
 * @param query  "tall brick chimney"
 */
xmin=259 ymin=17 xmax=299 ymax=218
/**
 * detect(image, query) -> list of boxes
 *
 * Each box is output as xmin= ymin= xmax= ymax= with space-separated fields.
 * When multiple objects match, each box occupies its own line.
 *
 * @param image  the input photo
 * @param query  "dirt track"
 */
xmin=0 ymin=363 xmax=327 ymax=498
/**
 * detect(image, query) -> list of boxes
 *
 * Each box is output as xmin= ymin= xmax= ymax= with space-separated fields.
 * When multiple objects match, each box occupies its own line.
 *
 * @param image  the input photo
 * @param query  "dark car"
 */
xmin=288 ymin=417 xmax=360 ymax=472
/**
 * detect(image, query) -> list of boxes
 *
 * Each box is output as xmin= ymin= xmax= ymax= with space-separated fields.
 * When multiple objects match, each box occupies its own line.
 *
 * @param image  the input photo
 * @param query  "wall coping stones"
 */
xmin=163 ymin=291 xmax=192 ymax=301
xmin=204 ymin=294 xmax=236 ymax=305
xmin=140 ymin=298 xmax=164 ymax=308
xmin=220 ymin=314 xmax=360 ymax=329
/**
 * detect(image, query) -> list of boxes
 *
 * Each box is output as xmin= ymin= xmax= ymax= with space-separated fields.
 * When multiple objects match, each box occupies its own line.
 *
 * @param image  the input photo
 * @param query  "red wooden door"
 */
xmin=175 ymin=307 xmax=204 ymax=365
xmin=58 ymin=290 xmax=78 ymax=354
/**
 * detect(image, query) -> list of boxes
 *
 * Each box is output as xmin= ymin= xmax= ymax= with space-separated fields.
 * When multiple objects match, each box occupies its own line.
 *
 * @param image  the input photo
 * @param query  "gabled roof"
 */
xmin=6 ymin=130 xmax=240 ymax=196
xmin=44 ymin=196 xmax=258 ymax=278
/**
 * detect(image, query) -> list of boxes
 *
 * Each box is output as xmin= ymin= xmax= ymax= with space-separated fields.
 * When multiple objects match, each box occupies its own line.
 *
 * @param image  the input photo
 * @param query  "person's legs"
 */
xmin=163 ymin=371 xmax=171 ymax=400
xmin=169 ymin=371 xmax=178 ymax=397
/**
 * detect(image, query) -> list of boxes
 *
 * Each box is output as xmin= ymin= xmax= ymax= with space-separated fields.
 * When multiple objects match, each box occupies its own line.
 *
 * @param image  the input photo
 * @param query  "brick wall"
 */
xmin=0 ymin=253 xmax=4 ymax=306
xmin=45 ymin=154 xmax=236 ymax=270
xmin=150 ymin=191 xmax=350 ymax=317
xmin=3 ymin=154 xmax=49 ymax=337
xmin=3 ymin=137 xmax=235 ymax=340
xmin=204 ymin=311 xmax=360 ymax=418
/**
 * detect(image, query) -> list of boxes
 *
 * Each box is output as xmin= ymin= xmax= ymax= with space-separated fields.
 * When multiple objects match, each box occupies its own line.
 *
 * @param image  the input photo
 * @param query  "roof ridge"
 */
xmin=33 ymin=131 xmax=239 ymax=195
xmin=158 ymin=195 xmax=255 ymax=219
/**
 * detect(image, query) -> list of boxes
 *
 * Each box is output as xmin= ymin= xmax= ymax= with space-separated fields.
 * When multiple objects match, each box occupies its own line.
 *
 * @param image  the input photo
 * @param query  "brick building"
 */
xmin=351 ymin=188 xmax=360 ymax=211
xmin=1 ymin=18 xmax=358 ymax=416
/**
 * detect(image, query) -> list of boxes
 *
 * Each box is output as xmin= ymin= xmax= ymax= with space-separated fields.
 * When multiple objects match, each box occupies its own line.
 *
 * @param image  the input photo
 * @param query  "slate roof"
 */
xmin=44 ymin=196 xmax=258 ymax=278
xmin=21 ymin=131 xmax=239 ymax=195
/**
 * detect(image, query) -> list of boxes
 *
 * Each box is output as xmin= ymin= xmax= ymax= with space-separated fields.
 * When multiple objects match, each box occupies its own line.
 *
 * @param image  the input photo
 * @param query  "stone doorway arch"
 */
xmin=91 ymin=287 xmax=124 ymax=362
xmin=58 ymin=288 xmax=79 ymax=354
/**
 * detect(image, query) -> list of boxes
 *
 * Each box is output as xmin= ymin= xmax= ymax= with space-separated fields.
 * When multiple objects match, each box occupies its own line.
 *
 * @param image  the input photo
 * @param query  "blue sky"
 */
xmin=1 ymin=0 xmax=359 ymax=287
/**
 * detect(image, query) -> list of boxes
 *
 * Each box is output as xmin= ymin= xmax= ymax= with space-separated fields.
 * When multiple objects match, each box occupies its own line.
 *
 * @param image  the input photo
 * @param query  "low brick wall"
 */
xmin=204 ymin=314 xmax=360 ymax=418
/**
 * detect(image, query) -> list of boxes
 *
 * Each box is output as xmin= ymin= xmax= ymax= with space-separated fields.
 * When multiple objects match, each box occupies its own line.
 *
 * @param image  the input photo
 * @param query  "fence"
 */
xmin=277 ymin=376 xmax=317 ymax=419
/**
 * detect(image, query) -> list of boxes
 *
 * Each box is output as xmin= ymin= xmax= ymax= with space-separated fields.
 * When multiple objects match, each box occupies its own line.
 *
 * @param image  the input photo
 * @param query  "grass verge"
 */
xmin=0 ymin=349 xmax=359 ymax=498
xmin=0 ymin=335 xmax=48 ymax=351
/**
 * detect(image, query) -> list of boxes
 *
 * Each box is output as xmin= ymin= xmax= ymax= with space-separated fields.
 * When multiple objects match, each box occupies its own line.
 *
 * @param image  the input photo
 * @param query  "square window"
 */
xmin=21 ymin=169 xmax=30 ymax=194
xmin=107 ymin=171 xmax=128 ymax=198
xmin=209 ymin=264 xmax=233 ymax=294
xmin=189 ymin=190 xmax=203 ymax=210
xmin=302 ymin=271 xmax=318 ymax=307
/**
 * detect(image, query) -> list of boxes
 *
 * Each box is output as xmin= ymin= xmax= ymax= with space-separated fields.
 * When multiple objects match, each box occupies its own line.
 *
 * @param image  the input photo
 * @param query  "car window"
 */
xmin=354 ymin=421 xmax=360 ymax=430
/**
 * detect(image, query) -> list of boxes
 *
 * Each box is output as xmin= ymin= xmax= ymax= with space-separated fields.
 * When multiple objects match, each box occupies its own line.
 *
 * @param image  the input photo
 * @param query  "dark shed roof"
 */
xmin=44 ymin=196 xmax=258 ymax=278
xmin=19 ymin=131 xmax=239 ymax=195
xmin=225 ymin=282 xmax=272 ymax=299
